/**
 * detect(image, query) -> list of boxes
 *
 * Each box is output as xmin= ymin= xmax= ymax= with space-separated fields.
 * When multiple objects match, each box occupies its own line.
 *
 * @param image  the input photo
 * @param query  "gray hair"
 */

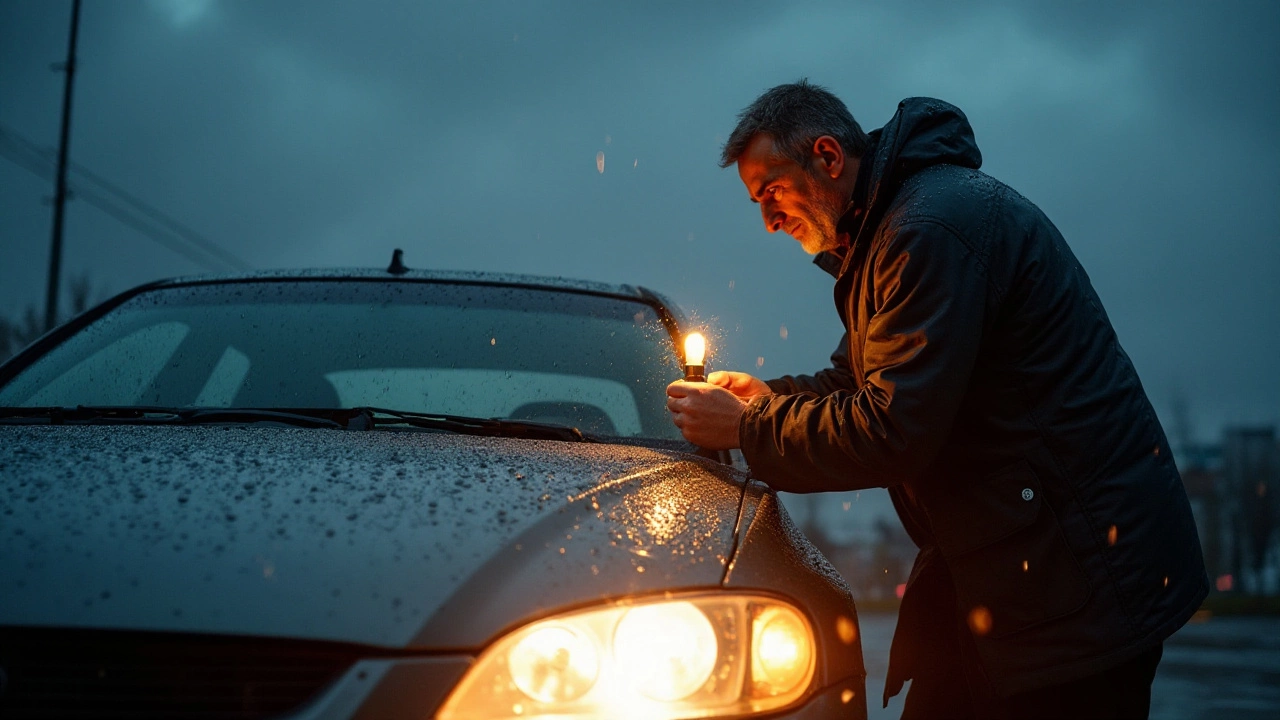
xmin=719 ymin=79 xmax=869 ymax=169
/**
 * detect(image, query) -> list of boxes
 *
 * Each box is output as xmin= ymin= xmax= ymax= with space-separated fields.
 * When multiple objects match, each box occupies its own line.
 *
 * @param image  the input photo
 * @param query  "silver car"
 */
xmin=0 ymin=263 xmax=867 ymax=719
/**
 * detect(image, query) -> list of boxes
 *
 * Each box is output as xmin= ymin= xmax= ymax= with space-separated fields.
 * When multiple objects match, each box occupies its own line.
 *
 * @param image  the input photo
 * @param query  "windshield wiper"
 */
xmin=0 ymin=406 xmax=346 ymax=430
xmin=352 ymin=407 xmax=590 ymax=442
xmin=0 ymin=406 xmax=589 ymax=441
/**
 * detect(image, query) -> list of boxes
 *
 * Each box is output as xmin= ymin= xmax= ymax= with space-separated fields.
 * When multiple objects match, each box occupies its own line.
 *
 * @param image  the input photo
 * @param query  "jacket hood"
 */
xmin=841 ymin=97 xmax=983 ymax=242
xmin=0 ymin=425 xmax=745 ymax=649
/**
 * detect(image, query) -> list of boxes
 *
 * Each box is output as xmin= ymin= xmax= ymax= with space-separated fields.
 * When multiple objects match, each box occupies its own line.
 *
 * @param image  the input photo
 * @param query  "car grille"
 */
xmin=0 ymin=626 xmax=358 ymax=719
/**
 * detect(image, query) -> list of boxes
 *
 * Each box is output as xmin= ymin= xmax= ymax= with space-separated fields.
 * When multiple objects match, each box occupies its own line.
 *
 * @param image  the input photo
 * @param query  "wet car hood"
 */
xmin=0 ymin=425 xmax=747 ymax=649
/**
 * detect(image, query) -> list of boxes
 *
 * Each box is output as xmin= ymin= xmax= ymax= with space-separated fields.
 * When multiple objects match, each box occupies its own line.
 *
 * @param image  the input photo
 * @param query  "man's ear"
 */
xmin=811 ymin=135 xmax=845 ymax=179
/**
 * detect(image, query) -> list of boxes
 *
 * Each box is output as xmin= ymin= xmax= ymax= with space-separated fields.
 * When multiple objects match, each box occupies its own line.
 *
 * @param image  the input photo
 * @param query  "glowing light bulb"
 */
xmin=613 ymin=602 xmax=717 ymax=701
xmin=507 ymin=625 xmax=599 ymax=704
xmin=684 ymin=332 xmax=706 ymax=382
xmin=750 ymin=605 xmax=814 ymax=697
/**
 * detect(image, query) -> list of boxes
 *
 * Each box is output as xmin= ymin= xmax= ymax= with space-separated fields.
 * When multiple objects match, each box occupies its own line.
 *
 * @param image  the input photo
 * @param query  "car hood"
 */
xmin=0 ymin=425 xmax=747 ymax=648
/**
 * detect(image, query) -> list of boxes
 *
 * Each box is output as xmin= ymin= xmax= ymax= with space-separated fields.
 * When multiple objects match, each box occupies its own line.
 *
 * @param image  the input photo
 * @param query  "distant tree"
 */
xmin=0 ymin=272 xmax=101 ymax=364
xmin=67 ymin=273 xmax=94 ymax=318
xmin=4 ymin=305 xmax=44 ymax=357
xmin=0 ymin=315 xmax=12 ymax=362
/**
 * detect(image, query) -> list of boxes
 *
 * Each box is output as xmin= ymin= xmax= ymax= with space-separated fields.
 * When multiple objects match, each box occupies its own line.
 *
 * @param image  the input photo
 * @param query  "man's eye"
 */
xmin=767 ymin=186 xmax=780 ymax=197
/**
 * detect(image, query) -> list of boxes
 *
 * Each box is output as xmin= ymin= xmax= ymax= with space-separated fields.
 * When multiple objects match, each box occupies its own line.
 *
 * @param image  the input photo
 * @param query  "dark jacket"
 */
xmin=739 ymin=98 xmax=1208 ymax=698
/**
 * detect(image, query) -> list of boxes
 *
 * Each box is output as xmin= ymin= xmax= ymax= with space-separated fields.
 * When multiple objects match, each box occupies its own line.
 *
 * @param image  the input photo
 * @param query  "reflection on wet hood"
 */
xmin=0 ymin=425 xmax=746 ymax=648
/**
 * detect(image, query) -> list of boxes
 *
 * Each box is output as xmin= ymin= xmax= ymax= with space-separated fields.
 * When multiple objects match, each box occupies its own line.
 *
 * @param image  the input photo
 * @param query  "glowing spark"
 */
xmin=633 ymin=158 xmax=638 ymax=167
xmin=1022 ymin=560 xmax=1029 ymax=572
xmin=490 ymin=337 xmax=496 ymax=346
xmin=596 ymin=152 xmax=605 ymax=173
xmin=756 ymin=356 xmax=765 ymax=368
xmin=728 ymin=279 xmax=735 ymax=290
xmin=779 ymin=324 xmax=788 ymax=340
xmin=1107 ymin=525 xmax=1118 ymax=546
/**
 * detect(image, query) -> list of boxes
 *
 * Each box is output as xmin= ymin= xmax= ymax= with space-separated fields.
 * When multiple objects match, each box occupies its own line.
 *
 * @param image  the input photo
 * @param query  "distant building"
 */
xmin=1178 ymin=426 xmax=1279 ymax=595
xmin=1222 ymin=427 xmax=1278 ymax=595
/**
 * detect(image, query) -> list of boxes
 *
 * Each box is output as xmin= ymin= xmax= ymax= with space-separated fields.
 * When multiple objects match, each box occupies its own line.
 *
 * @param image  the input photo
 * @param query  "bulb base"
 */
xmin=684 ymin=365 xmax=705 ymax=383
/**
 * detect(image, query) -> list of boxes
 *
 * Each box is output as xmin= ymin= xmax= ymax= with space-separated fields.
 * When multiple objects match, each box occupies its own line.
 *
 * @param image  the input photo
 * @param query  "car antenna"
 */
xmin=387 ymin=248 xmax=409 ymax=275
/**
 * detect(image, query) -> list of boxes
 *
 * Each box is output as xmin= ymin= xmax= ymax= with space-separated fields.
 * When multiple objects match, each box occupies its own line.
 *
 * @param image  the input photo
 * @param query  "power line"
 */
xmin=0 ymin=123 xmax=251 ymax=273
xmin=65 ymin=159 xmax=252 ymax=272
xmin=0 ymin=135 xmax=229 ymax=272
xmin=2 ymin=124 xmax=252 ymax=272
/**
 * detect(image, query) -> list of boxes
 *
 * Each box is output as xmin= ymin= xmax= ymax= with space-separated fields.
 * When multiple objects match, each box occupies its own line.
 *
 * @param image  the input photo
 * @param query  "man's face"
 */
xmin=736 ymin=133 xmax=849 ymax=254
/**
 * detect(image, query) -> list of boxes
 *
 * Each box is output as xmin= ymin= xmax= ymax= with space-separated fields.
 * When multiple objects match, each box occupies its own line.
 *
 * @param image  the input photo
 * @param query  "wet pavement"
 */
xmin=858 ymin=611 xmax=1280 ymax=720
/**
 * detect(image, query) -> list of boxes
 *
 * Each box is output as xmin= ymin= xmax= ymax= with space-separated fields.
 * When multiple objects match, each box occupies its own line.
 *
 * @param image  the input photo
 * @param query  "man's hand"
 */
xmin=707 ymin=371 xmax=772 ymax=400
xmin=667 ymin=379 xmax=760 ymax=450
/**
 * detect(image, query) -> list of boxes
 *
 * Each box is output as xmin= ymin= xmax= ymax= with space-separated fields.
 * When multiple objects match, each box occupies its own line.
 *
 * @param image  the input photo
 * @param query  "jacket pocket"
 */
xmin=927 ymin=461 xmax=1091 ymax=638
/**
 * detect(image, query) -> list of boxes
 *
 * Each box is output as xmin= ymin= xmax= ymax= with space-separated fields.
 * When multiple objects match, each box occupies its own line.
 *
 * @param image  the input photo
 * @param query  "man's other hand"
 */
xmin=707 ymin=371 xmax=771 ymax=400
xmin=666 ymin=380 xmax=751 ymax=450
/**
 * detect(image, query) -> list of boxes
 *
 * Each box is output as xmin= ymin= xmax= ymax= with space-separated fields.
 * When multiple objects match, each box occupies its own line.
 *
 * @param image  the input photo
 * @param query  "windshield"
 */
xmin=0 ymin=280 xmax=684 ymax=440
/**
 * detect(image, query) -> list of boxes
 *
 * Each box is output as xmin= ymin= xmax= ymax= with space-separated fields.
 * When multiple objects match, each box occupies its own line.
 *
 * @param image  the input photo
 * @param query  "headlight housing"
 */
xmin=437 ymin=593 xmax=816 ymax=719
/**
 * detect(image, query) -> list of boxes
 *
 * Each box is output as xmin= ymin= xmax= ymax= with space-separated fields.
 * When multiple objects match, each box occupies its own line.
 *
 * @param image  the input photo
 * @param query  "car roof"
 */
xmin=148 ymin=267 xmax=652 ymax=301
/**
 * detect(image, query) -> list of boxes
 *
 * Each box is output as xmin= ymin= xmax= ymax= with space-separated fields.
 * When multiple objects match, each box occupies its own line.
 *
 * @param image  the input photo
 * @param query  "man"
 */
xmin=666 ymin=81 xmax=1207 ymax=719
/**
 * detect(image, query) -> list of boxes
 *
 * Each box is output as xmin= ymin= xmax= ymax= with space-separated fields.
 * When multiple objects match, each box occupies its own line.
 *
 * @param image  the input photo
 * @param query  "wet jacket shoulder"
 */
xmin=740 ymin=98 xmax=1208 ymax=694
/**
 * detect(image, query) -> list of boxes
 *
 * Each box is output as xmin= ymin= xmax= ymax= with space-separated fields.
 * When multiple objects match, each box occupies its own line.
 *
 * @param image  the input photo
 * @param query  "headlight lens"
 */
xmin=750 ymin=605 xmax=813 ymax=697
xmin=613 ymin=601 xmax=718 ymax=702
xmin=437 ymin=594 xmax=816 ymax=719
xmin=507 ymin=625 xmax=598 ymax=703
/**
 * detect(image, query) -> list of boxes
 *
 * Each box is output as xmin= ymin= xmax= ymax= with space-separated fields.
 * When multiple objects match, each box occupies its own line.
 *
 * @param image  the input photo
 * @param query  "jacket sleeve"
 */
xmin=765 ymin=334 xmax=858 ymax=396
xmin=739 ymin=221 xmax=988 ymax=492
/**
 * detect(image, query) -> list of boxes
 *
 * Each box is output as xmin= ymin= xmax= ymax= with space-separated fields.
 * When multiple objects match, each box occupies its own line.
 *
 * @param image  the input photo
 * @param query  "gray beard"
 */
xmin=801 ymin=185 xmax=849 ymax=254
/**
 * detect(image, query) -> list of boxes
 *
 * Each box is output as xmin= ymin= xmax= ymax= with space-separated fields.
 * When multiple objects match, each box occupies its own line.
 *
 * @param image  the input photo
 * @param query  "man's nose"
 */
xmin=762 ymin=204 xmax=785 ymax=233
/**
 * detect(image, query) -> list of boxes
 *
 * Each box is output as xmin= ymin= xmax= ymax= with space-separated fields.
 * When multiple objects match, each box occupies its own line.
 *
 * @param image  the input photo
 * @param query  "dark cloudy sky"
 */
xmin=2 ymin=0 xmax=1277 ymax=449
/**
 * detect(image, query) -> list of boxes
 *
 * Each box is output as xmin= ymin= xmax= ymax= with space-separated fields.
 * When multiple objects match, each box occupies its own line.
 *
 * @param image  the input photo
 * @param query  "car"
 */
xmin=0 ymin=256 xmax=868 ymax=719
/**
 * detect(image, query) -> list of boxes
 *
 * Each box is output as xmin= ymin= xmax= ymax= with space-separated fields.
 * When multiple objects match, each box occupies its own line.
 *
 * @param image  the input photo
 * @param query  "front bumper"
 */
xmin=286 ymin=658 xmax=866 ymax=720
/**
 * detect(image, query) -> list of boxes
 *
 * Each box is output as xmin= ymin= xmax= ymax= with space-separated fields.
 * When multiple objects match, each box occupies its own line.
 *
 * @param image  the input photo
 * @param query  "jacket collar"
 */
xmin=812 ymin=98 xmax=982 ymax=281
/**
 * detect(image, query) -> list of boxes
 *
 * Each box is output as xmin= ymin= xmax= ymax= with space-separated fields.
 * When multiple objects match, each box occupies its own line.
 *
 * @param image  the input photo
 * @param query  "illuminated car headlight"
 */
xmin=437 ymin=594 xmax=816 ymax=719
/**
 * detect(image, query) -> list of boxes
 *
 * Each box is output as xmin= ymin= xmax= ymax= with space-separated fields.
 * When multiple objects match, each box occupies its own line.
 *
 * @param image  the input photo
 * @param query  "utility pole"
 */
xmin=45 ymin=0 xmax=83 ymax=331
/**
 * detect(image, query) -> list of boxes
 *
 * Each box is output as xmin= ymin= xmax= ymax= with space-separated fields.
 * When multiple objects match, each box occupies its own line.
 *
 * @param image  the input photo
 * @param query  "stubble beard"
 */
xmin=798 ymin=182 xmax=849 ymax=255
